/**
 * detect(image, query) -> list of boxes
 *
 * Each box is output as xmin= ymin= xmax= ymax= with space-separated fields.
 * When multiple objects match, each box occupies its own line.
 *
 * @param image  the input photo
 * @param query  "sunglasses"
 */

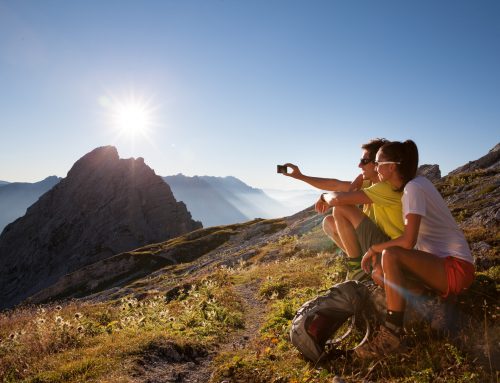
xmin=373 ymin=161 xmax=401 ymax=166
xmin=359 ymin=158 xmax=373 ymax=165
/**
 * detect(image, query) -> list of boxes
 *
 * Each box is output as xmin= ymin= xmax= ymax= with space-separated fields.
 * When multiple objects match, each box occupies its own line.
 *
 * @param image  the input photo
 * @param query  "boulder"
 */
xmin=417 ymin=164 xmax=441 ymax=182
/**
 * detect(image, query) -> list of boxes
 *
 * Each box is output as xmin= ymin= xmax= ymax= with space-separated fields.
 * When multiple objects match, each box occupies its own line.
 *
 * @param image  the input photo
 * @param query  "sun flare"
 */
xmin=110 ymin=97 xmax=154 ymax=138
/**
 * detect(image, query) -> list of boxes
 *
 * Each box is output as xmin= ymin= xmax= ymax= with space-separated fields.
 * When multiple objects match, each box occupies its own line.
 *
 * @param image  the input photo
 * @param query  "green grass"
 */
xmin=1 ymin=220 xmax=498 ymax=382
xmin=0 ymin=268 xmax=245 ymax=382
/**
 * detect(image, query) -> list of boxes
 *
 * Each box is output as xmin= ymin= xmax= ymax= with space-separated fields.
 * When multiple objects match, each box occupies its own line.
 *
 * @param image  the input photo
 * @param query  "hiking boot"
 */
xmin=344 ymin=256 xmax=369 ymax=282
xmin=345 ymin=267 xmax=369 ymax=282
xmin=355 ymin=325 xmax=405 ymax=359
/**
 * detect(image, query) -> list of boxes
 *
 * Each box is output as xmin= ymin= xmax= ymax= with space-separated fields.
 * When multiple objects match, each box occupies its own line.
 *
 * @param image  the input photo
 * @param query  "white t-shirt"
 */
xmin=402 ymin=176 xmax=473 ymax=264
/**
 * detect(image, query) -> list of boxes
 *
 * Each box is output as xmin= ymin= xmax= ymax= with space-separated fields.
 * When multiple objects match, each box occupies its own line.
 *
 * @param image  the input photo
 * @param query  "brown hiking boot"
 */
xmin=355 ymin=325 xmax=404 ymax=359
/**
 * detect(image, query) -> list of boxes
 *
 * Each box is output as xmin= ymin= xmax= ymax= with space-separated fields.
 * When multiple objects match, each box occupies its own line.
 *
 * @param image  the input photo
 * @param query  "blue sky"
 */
xmin=1 ymin=0 xmax=499 ymax=190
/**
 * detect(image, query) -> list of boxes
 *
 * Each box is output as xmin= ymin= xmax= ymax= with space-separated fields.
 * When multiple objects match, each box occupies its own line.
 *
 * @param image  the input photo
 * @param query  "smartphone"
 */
xmin=277 ymin=165 xmax=288 ymax=174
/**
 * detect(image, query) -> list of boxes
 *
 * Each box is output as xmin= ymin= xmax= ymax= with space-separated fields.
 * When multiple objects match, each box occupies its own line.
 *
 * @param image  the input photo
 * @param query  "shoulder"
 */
xmin=368 ymin=181 xmax=401 ymax=194
xmin=406 ymin=176 xmax=434 ymax=191
xmin=361 ymin=179 xmax=372 ymax=189
xmin=404 ymin=177 xmax=437 ymax=198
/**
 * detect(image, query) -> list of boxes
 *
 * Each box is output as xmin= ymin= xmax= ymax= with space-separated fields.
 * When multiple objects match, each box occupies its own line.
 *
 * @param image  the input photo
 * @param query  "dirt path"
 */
xmin=133 ymin=280 xmax=269 ymax=383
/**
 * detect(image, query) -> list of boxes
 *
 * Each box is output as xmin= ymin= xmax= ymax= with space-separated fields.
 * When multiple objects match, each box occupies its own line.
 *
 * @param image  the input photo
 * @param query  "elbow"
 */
xmin=402 ymin=237 xmax=417 ymax=249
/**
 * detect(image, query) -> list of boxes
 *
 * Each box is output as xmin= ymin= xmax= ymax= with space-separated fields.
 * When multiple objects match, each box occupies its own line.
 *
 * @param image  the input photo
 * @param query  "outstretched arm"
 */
xmin=281 ymin=163 xmax=354 ymax=192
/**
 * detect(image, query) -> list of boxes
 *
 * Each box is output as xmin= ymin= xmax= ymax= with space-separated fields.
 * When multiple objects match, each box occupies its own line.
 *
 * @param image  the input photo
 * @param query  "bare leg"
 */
xmin=332 ymin=205 xmax=366 ymax=259
xmin=372 ymin=263 xmax=385 ymax=287
xmin=381 ymin=247 xmax=447 ymax=312
xmin=322 ymin=215 xmax=346 ymax=253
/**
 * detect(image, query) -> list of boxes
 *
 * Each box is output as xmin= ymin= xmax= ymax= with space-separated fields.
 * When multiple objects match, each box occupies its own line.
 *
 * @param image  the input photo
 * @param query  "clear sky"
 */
xmin=1 ymin=0 xmax=499 ymax=190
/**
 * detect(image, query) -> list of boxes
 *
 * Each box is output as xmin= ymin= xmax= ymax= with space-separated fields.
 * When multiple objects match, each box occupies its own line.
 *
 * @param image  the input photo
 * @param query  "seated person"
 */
xmin=356 ymin=140 xmax=475 ymax=359
xmin=282 ymin=139 xmax=402 ymax=278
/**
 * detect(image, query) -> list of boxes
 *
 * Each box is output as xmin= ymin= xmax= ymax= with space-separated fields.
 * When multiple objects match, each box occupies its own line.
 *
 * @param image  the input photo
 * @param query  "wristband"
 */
xmin=320 ymin=193 xmax=328 ymax=202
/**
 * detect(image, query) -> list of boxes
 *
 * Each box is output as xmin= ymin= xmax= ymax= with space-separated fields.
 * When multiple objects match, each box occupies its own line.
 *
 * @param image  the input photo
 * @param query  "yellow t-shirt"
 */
xmin=362 ymin=181 xmax=404 ymax=239
xmin=360 ymin=180 xmax=375 ymax=221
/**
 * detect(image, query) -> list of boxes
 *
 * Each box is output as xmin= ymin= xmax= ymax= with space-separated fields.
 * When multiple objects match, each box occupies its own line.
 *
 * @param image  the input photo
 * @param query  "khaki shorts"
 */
xmin=355 ymin=216 xmax=390 ymax=255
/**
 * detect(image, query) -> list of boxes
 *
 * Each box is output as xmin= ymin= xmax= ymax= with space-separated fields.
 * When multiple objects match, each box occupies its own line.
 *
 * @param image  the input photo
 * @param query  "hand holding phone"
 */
xmin=277 ymin=165 xmax=288 ymax=174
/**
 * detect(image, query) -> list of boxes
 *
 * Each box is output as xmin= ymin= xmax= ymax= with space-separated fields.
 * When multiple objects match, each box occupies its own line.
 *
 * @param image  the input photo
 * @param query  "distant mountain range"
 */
xmin=0 ymin=176 xmax=61 ymax=233
xmin=0 ymin=173 xmax=317 ymax=232
xmin=163 ymin=174 xmax=313 ymax=227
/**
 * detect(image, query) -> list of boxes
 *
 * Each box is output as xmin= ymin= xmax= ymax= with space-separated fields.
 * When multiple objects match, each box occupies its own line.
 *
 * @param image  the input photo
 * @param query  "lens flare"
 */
xmin=111 ymin=98 xmax=152 ymax=138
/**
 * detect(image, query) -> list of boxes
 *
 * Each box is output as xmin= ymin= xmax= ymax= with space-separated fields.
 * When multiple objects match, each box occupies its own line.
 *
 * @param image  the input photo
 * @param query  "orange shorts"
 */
xmin=443 ymin=256 xmax=475 ymax=298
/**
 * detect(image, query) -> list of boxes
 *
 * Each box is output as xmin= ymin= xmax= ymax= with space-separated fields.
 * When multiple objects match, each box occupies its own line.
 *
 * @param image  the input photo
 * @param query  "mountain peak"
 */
xmin=68 ymin=146 xmax=119 ymax=177
xmin=0 ymin=146 xmax=201 ymax=309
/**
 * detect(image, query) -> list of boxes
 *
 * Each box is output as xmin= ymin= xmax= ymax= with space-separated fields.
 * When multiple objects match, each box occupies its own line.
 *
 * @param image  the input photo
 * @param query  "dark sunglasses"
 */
xmin=359 ymin=158 xmax=373 ymax=165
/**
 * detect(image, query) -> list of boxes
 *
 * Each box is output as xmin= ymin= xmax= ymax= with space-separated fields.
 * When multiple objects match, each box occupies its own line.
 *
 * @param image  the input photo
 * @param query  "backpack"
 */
xmin=289 ymin=280 xmax=380 ymax=364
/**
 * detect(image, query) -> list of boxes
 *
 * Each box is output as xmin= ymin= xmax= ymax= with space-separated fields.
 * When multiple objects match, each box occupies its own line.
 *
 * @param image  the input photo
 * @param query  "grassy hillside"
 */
xmin=1 ymin=223 xmax=498 ymax=382
xmin=0 ymin=167 xmax=499 ymax=382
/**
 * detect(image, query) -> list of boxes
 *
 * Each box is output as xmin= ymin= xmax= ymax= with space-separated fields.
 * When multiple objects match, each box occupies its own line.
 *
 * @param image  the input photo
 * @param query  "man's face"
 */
xmin=358 ymin=149 xmax=377 ymax=180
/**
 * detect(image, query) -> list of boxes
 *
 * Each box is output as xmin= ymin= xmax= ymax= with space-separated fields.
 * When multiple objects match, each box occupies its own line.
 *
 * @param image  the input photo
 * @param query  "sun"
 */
xmin=110 ymin=97 xmax=153 ymax=138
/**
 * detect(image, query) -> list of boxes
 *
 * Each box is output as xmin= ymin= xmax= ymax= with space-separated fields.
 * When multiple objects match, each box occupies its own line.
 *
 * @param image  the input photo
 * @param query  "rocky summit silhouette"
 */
xmin=0 ymin=146 xmax=202 ymax=309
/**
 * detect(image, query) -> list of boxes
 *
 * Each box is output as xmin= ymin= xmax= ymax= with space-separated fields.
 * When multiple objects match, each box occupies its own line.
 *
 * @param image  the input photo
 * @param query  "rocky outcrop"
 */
xmin=448 ymin=143 xmax=500 ymax=175
xmin=417 ymin=164 xmax=441 ymax=182
xmin=435 ymin=143 xmax=500 ymax=270
xmin=0 ymin=146 xmax=201 ymax=309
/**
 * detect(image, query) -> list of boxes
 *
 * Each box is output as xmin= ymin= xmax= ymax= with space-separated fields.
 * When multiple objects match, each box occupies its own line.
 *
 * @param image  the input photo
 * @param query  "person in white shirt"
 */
xmin=356 ymin=140 xmax=475 ymax=359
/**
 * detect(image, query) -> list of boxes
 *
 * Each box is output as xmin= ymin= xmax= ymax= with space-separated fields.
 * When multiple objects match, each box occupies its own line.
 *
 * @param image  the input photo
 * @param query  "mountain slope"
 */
xmin=448 ymin=142 xmax=500 ymax=175
xmin=0 ymin=146 xmax=201 ymax=309
xmin=0 ymin=145 xmax=498 ymax=383
xmin=436 ymin=142 xmax=500 ymax=269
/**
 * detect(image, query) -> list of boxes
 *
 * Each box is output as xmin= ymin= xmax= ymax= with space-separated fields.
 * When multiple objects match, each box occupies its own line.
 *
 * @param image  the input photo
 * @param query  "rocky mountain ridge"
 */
xmin=23 ymin=144 xmax=499 ymax=309
xmin=435 ymin=143 xmax=499 ymax=269
xmin=0 ymin=144 xmax=498 ymax=383
xmin=0 ymin=146 xmax=201 ymax=309
xmin=0 ymin=174 xmax=296 ymax=233
xmin=1 ymin=144 xmax=498 ymax=311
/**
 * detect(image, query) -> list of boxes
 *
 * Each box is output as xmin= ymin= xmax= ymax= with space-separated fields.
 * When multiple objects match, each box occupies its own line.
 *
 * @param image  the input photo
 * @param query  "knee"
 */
xmin=331 ymin=205 xmax=345 ymax=219
xmin=381 ymin=247 xmax=402 ymax=269
xmin=322 ymin=215 xmax=336 ymax=235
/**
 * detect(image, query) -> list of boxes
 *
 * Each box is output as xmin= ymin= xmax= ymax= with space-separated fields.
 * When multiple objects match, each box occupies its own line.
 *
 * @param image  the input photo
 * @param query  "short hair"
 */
xmin=361 ymin=138 xmax=390 ymax=159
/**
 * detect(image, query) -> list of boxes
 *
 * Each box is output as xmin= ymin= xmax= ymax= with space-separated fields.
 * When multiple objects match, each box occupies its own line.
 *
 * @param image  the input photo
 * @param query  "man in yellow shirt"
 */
xmin=284 ymin=139 xmax=403 ymax=278
xmin=317 ymin=160 xmax=404 ymax=279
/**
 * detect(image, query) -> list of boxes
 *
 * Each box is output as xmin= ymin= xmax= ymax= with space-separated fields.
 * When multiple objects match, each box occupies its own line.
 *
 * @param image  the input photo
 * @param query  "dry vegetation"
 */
xmin=1 ymin=163 xmax=499 ymax=383
xmin=1 ymin=224 xmax=498 ymax=383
